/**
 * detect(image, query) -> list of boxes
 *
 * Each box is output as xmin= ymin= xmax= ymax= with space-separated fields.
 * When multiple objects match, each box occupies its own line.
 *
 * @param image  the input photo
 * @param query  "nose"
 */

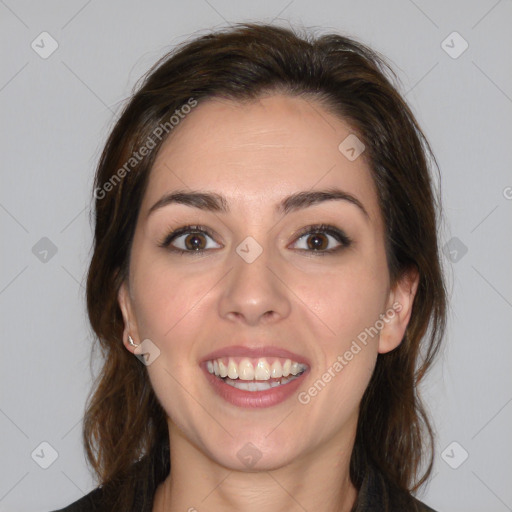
xmin=218 ymin=240 xmax=292 ymax=326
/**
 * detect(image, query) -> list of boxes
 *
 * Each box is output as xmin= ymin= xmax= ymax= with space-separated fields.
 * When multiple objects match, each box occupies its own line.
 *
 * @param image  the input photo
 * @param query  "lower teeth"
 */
xmin=220 ymin=372 xmax=303 ymax=391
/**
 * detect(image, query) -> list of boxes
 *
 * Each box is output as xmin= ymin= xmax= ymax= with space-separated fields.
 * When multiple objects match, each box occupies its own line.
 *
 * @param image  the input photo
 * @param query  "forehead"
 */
xmin=143 ymin=94 xmax=380 ymax=221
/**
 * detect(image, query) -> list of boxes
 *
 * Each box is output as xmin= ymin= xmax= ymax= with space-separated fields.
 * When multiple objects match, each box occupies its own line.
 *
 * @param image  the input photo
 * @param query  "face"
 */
xmin=118 ymin=94 xmax=417 ymax=472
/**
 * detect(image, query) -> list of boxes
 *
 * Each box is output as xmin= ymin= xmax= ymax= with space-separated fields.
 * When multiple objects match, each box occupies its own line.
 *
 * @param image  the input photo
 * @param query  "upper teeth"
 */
xmin=206 ymin=357 xmax=307 ymax=380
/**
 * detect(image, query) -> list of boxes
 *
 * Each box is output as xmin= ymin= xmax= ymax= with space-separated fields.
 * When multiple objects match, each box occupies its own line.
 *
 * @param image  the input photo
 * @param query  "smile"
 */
xmin=206 ymin=356 xmax=307 ymax=392
xmin=202 ymin=356 xmax=309 ymax=408
xmin=206 ymin=356 xmax=308 ymax=381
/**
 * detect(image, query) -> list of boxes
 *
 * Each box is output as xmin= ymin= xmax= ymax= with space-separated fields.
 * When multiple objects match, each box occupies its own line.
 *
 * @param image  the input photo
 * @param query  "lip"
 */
xmin=200 ymin=344 xmax=311 ymax=408
xmin=201 ymin=364 xmax=309 ymax=408
xmin=200 ymin=345 xmax=311 ymax=366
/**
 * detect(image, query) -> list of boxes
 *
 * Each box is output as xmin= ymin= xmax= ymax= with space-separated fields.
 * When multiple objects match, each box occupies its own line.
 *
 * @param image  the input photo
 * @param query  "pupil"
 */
xmin=186 ymin=234 xmax=204 ymax=250
xmin=308 ymin=234 xmax=325 ymax=250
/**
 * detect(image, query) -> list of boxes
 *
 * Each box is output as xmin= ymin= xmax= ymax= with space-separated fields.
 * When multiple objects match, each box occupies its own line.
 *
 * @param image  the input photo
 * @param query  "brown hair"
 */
xmin=84 ymin=22 xmax=446 ymax=508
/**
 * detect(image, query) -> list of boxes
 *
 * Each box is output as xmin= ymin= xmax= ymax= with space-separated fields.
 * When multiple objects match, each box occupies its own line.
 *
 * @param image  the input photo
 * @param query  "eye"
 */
xmin=159 ymin=223 xmax=351 ymax=256
xmin=159 ymin=225 xmax=221 ymax=254
xmin=290 ymin=224 xmax=352 ymax=255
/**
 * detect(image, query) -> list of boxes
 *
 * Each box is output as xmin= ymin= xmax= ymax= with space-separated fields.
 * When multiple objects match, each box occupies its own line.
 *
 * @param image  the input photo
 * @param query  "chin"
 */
xmin=204 ymin=433 xmax=303 ymax=472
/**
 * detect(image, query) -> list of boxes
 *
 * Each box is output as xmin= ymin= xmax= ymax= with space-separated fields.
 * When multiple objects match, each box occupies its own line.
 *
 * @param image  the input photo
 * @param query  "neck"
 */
xmin=153 ymin=423 xmax=358 ymax=512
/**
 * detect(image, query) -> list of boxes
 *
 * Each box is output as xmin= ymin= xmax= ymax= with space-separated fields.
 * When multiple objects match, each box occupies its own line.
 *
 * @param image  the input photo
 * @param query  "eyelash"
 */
xmin=158 ymin=223 xmax=352 ymax=257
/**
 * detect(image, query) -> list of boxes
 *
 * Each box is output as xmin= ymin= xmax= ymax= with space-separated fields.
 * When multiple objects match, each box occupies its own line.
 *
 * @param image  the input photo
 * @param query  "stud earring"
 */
xmin=127 ymin=334 xmax=139 ymax=348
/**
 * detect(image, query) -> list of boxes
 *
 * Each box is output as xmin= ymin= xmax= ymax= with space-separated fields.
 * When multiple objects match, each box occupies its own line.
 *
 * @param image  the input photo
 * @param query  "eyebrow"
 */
xmin=147 ymin=187 xmax=369 ymax=219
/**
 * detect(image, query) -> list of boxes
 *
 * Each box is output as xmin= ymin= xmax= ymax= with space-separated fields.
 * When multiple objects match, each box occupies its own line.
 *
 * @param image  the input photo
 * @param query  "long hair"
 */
xmin=84 ymin=22 xmax=446 ymax=508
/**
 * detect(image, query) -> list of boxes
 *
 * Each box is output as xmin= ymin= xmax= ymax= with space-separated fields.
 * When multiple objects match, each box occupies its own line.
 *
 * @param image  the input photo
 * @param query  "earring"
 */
xmin=127 ymin=334 xmax=139 ymax=348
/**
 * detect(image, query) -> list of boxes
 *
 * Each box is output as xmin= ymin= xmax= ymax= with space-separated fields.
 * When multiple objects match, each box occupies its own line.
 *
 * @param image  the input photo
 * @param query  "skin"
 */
xmin=117 ymin=94 xmax=418 ymax=512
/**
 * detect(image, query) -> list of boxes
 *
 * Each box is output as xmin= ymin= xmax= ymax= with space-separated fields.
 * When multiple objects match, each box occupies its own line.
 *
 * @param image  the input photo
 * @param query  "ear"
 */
xmin=118 ymin=280 xmax=140 ymax=354
xmin=378 ymin=267 xmax=419 ymax=354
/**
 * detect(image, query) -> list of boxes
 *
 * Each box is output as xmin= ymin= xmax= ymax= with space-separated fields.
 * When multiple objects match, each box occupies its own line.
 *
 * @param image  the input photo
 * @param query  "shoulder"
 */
xmin=408 ymin=495 xmax=438 ymax=512
xmin=48 ymin=476 xmax=155 ymax=511
xmin=49 ymin=486 xmax=104 ymax=512
xmin=354 ymin=463 xmax=439 ymax=512
xmin=49 ymin=451 xmax=165 ymax=511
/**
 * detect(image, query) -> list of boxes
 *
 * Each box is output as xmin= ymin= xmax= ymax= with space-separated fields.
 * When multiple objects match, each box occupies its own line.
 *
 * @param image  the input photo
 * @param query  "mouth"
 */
xmin=206 ymin=356 xmax=308 ymax=391
xmin=200 ymin=346 xmax=310 ymax=408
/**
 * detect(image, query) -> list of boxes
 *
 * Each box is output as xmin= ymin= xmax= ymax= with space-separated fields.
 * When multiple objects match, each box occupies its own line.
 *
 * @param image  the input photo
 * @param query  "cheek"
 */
xmin=298 ymin=260 xmax=389 ymax=348
xmin=295 ymin=267 xmax=383 ymax=427
xmin=129 ymin=247 xmax=207 ymax=341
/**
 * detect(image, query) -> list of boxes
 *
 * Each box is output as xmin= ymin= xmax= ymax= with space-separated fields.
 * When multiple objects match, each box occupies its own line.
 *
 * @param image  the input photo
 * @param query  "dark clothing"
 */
xmin=51 ymin=462 xmax=437 ymax=512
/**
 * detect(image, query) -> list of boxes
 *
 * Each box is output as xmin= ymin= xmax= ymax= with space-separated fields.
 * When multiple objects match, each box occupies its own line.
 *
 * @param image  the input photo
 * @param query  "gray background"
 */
xmin=1 ymin=1 xmax=511 ymax=511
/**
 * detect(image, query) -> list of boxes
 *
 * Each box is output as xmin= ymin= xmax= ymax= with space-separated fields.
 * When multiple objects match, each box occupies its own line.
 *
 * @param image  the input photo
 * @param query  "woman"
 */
xmin=54 ymin=22 xmax=446 ymax=511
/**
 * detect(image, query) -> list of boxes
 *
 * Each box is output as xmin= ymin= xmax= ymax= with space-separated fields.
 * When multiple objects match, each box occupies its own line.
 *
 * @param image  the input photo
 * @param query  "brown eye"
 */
xmin=159 ymin=225 xmax=221 ymax=254
xmin=305 ymin=233 xmax=329 ymax=251
xmin=182 ymin=233 xmax=208 ymax=251
xmin=290 ymin=224 xmax=352 ymax=255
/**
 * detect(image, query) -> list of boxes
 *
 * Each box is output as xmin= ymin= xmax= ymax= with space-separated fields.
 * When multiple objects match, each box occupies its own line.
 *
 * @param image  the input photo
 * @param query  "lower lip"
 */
xmin=201 ymin=365 xmax=308 ymax=408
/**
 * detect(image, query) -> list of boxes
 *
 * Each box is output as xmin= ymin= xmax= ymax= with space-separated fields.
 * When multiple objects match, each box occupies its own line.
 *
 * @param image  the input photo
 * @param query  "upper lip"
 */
xmin=201 ymin=344 xmax=311 ymax=367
